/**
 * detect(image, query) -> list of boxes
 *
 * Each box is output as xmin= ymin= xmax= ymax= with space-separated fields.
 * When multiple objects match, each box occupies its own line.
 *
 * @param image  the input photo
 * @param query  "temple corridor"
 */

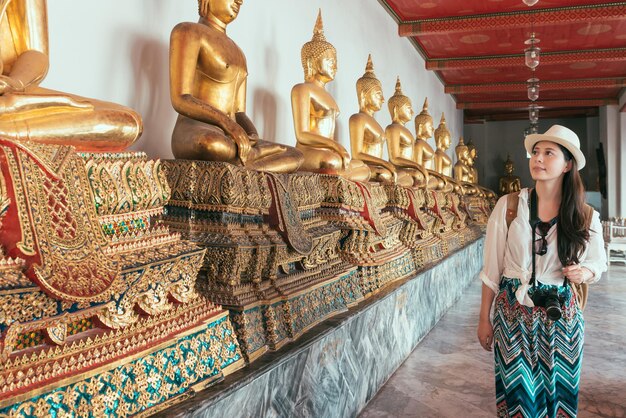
xmin=360 ymin=265 xmax=626 ymax=418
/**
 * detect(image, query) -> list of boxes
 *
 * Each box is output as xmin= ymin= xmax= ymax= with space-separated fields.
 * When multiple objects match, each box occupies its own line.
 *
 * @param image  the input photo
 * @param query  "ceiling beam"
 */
xmin=446 ymin=78 xmax=626 ymax=94
xmin=426 ymin=48 xmax=626 ymax=70
xmin=464 ymin=107 xmax=599 ymax=123
xmin=458 ymin=98 xmax=618 ymax=110
xmin=399 ymin=3 xmax=625 ymax=36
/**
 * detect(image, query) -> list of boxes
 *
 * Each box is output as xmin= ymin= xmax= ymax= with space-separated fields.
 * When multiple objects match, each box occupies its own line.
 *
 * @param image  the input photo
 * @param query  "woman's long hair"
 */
xmin=557 ymin=145 xmax=590 ymax=266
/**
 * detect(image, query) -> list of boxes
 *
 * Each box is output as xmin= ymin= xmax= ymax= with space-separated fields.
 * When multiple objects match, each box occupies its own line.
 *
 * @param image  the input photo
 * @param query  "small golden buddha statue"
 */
xmin=383 ymin=77 xmax=428 ymax=188
xmin=413 ymin=98 xmax=454 ymax=191
xmin=291 ymin=11 xmax=370 ymax=181
xmin=414 ymin=98 xmax=437 ymax=170
xmin=466 ymin=138 xmax=496 ymax=199
xmin=454 ymin=137 xmax=481 ymax=196
xmin=453 ymin=137 xmax=472 ymax=182
xmin=169 ymin=0 xmax=303 ymax=173
xmin=433 ymin=113 xmax=453 ymax=177
xmin=499 ymin=154 xmax=521 ymax=195
xmin=466 ymin=138 xmax=479 ymax=183
xmin=349 ymin=55 xmax=398 ymax=184
xmin=0 ymin=0 xmax=142 ymax=151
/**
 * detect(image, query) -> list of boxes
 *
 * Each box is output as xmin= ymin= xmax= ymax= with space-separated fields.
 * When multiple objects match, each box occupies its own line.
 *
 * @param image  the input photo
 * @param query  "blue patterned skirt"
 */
xmin=493 ymin=278 xmax=584 ymax=418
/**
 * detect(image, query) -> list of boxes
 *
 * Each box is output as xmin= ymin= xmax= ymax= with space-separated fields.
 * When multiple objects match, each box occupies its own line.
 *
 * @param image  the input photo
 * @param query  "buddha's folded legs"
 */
xmin=296 ymin=143 xmax=370 ymax=182
xmin=0 ymin=87 xmax=142 ymax=151
xmin=397 ymin=168 xmax=423 ymax=188
xmin=246 ymin=140 xmax=303 ymax=173
xmin=172 ymin=116 xmax=303 ymax=173
xmin=368 ymin=164 xmax=394 ymax=184
xmin=296 ymin=143 xmax=343 ymax=174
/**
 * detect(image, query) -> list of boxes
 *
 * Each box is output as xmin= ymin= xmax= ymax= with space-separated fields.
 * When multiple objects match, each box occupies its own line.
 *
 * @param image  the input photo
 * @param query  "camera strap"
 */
xmin=529 ymin=189 xmax=566 ymax=288
xmin=530 ymin=189 xmax=539 ymax=288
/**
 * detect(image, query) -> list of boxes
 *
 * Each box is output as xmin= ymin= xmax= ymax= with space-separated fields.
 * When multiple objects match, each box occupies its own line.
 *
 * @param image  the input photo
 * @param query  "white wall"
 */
xmin=44 ymin=0 xmax=461 ymax=160
xmin=599 ymin=105 xmax=620 ymax=218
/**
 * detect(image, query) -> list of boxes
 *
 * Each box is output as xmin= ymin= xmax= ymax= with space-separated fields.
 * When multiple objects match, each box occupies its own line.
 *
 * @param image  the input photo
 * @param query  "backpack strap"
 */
xmin=505 ymin=191 xmax=521 ymax=228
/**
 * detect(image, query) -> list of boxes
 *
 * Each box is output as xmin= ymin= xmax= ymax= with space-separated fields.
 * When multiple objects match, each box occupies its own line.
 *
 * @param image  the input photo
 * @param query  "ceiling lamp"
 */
xmin=524 ymin=34 xmax=541 ymax=69
xmin=529 ymin=104 xmax=539 ymax=123
xmin=527 ymin=78 xmax=540 ymax=101
xmin=529 ymin=123 xmax=539 ymax=134
xmin=522 ymin=0 xmax=539 ymax=6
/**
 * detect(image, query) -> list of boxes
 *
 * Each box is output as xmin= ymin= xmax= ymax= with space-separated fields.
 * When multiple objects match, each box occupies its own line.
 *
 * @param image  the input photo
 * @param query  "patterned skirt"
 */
xmin=493 ymin=278 xmax=584 ymax=418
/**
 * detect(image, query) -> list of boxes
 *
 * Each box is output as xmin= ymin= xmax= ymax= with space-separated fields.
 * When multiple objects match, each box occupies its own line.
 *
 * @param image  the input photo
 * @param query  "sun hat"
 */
xmin=524 ymin=124 xmax=586 ymax=170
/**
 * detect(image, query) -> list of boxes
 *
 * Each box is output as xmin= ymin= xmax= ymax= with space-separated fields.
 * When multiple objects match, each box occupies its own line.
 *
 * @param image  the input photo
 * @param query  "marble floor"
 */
xmin=360 ymin=264 xmax=626 ymax=418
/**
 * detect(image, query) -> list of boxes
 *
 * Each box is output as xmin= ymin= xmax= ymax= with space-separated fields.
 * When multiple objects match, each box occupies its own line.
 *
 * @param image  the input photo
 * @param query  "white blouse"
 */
xmin=480 ymin=188 xmax=607 ymax=307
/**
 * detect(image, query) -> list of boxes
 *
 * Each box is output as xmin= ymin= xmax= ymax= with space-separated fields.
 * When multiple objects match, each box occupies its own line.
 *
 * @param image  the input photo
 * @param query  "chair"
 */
xmin=603 ymin=219 xmax=626 ymax=266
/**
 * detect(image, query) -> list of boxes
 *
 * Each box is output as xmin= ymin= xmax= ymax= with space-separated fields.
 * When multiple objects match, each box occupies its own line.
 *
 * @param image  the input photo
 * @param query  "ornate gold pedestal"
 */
xmin=163 ymin=161 xmax=363 ymax=361
xmin=0 ymin=141 xmax=243 ymax=417
xmin=383 ymin=185 xmax=445 ymax=269
xmin=318 ymin=176 xmax=416 ymax=296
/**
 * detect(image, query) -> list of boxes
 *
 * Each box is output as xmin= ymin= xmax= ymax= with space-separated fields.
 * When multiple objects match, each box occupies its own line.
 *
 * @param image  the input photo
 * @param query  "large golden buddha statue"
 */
xmin=384 ymin=77 xmax=427 ymax=187
xmin=169 ymin=0 xmax=303 ymax=172
xmin=499 ymin=154 xmax=521 ymax=195
xmin=433 ymin=113 xmax=453 ymax=177
xmin=291 ymin=11 xmax=370 ymax=181
xmin=0 ymin=0 xmax=142 ymax=151
xmin=349 ymin=55 xmax=397 ymax=184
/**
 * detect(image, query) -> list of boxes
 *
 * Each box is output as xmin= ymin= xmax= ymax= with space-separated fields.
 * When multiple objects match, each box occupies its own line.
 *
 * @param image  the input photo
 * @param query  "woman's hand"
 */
xmin=563 ymin=264 xmax=593 ymax=284
xmin=477 ymin=318 xmax=494 ymax=352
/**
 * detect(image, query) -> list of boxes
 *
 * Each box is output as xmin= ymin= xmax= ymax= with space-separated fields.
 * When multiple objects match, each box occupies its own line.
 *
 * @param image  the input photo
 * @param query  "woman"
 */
xmin=477 ymin=125 xmax=607 ymax=417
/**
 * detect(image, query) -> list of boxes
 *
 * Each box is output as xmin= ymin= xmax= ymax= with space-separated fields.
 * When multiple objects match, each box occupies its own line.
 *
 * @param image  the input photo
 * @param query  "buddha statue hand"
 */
xmin=0 ymin=75 xmax=25 ymax=95
xmin=388 ymin=163 xmax=398 ymax=183
xmin=340 ymin=148 xmax=351 ymax=170
xmin=222 ymin=116 xmax=252 ymax=165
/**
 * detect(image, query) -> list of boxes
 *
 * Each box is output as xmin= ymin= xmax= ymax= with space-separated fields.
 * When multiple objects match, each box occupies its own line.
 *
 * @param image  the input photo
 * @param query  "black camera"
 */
xmin=530 ymin=287 xmax=565 ymax=321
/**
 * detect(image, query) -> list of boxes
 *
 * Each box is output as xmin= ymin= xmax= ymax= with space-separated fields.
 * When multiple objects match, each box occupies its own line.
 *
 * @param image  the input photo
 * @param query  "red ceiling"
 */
xmin=379 ymin=0 xmax=626 ymax=121
xmin=388 ymin=0 xmax=615 ymax=22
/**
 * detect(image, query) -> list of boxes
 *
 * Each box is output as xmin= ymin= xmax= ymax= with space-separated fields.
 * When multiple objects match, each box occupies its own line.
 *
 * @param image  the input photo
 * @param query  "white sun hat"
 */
xmin=524 ymin=124 xmax=586 ymax=170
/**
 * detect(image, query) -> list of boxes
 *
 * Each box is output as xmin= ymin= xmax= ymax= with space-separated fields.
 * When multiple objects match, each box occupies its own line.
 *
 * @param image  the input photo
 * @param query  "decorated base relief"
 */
xmin=163 ymin=161 xmax=364 ymax=361
xmin=0 ymin=140 xmax=243 ymax=417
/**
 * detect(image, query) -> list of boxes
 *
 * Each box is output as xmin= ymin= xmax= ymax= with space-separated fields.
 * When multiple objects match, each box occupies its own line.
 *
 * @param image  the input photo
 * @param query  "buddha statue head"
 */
xmin=434 ymin=113 xmax=451 ymax=150
xmin=198 ymin=0 xmax=242 ymax=24
xmin=415 ymin=98 xmax=434 ymax=141
xmin=387 ymin=77 xmax=413 ymax=124
xmin=301 ymin=10 xmax=337 ymax=84
xmin=455 ymin=136 xmax=469 ymax=162
xmin=504 ymin=154 xmax=515 ymax=175
xmin=356 ymin=54 xmax=384 ymax=112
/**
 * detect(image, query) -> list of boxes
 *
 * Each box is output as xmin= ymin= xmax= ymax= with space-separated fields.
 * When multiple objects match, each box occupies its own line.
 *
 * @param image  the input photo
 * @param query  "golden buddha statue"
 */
xmin=433 ymin=113 xmax=453 ymax=178
xmin=348 ymin=55 xmax=398 ymax=184
xmin=291 ymin=11 xmax=370 ymax=181
xmin=413 ymin=98 xmax=454 ymax=191
xmin=0 ymin=0 xmax=142 ymax=151
xmin=454 ymin=137 xmax=481 ymax=196
xmin=414 ymin=98 xmax=437 ymax=170
xmin=453 ymin=137 xmax=472 ymax=182
xmin=383 ymin=77 xmax=428 ymax=188
xmin=499 ymin=154 xmax=521 ymax=195
xmin=466 ymin=138 xmax=478 ymax=183
xmin=169 ymin=0 xmax=303 ymax=173
xmin=465 ymin=138 xmax=496 ymax=199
